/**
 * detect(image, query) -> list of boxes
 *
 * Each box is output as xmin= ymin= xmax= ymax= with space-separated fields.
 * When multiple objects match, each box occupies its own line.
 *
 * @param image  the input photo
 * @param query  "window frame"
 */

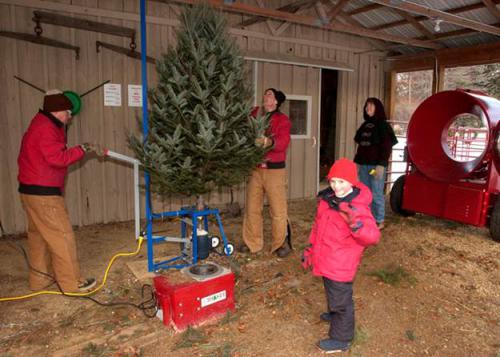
xmin=283 ymin=94 xmax=312 ymax=139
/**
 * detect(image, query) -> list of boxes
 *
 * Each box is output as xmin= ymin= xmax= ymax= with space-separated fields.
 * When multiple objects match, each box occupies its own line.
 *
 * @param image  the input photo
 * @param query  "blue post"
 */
xmin=139 ymin=0 xmax=154 ymax=272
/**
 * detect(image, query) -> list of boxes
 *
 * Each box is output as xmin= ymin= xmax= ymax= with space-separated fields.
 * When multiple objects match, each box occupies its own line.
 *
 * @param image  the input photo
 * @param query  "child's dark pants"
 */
xmin=323 ymin=277 xmax=354 ymax=342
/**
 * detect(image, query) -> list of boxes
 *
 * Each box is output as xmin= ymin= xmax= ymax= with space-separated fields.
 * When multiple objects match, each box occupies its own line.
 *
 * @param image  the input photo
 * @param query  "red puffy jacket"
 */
xmin=252 ymin=107 xmax=291 ymax=163
xmin=308 ymin=182 xmax=380 ymax=282
xmin=18 ymin=111 xmax=85 ymax=191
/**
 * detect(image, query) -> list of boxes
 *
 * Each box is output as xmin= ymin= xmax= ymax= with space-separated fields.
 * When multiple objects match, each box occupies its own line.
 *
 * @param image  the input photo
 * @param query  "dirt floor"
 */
xmin=1 ymin=199 xmax=499 ymax=357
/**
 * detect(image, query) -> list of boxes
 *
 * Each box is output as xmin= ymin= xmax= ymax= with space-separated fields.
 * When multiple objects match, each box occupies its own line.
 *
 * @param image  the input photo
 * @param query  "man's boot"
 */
xmin=276 ymin=242 xmax=291 ymax=258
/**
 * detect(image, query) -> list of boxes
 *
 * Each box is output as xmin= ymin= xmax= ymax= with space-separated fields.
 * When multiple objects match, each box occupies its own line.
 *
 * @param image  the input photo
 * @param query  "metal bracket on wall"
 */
xmin=96 ymin=41 xmax=157 ymax=64
xmin=33 ymin=11 xmax=136 ymax=41
xmin=0 ymin=31 xmax=80 ymax=59
xmin=13 ymin=74 xmax=111 ymax=98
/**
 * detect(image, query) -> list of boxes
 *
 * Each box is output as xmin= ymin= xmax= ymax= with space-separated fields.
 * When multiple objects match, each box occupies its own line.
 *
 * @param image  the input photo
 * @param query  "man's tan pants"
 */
xmin=20 ymin=194 xmax=81 ymax=292
xmin=242 ymin=168 xmax=288 ymax=252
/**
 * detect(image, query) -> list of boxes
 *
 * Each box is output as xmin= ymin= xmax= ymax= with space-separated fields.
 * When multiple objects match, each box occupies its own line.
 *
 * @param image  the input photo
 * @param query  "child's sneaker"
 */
xmin=78 ymin=278 xmax=96 ymax=292
xmin=317 ymin=339 xmax=350 ymax=353
xmin=320 ymin=312 xmax=332 ymax=322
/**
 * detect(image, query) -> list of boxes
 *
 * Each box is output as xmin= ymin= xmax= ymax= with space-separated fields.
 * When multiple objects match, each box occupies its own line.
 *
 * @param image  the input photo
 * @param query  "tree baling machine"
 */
xmin=390 ymin=89 xmax=500 ymax=241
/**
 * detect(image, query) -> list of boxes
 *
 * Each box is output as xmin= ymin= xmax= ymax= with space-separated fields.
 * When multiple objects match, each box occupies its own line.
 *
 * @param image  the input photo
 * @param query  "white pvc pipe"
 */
xmin=106 ymin=150 xmax=141 ymax=240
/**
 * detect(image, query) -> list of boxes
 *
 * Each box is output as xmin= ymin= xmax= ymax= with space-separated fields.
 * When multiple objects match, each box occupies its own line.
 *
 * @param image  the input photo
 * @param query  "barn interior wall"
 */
xmin=0 ymin=0 xmax=386 ymax=234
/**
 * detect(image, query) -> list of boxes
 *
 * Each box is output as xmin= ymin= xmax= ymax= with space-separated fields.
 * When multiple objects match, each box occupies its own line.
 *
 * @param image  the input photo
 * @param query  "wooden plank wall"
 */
xmin=0 ymin=0 xmax=385 ymax=234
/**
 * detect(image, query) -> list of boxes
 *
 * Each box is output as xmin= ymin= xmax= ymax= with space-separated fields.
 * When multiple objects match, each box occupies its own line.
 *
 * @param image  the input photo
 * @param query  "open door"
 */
xmin=319 ymin=69 xmax=339 ymax=189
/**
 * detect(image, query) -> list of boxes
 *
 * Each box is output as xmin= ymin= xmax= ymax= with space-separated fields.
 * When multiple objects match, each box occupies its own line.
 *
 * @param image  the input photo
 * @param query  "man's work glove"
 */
xmin=339 ymin=202 xmax=363 ymax=232
xmin=81 ymin=143 xmax=105 ymax=157
xmin=255 ymin=136 xmax=272 ymax=148
xmin=301 ymin=245 xmax=313 ymax=269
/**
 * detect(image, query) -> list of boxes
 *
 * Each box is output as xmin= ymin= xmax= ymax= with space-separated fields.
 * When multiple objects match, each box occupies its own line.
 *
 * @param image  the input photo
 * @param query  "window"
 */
xmin=280 ymin=95 xmax=312 ymax=138
xmin=392 ymin=70 xmax=433 ymax=126
xmin=389 ymin=69 xmax=433 ymax=187
xmin=444 ymin=63 xmax=500 ymax=99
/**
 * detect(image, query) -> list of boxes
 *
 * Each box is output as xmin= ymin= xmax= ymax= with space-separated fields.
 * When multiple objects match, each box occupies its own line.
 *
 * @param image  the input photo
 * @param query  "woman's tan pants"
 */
xmin=242 ymin=168 xmax=288 ymax=252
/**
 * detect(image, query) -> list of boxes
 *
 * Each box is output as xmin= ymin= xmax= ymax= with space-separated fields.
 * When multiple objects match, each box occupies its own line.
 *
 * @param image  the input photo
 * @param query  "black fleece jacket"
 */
xmin=353 ymin=117 xmax=398 ymax=167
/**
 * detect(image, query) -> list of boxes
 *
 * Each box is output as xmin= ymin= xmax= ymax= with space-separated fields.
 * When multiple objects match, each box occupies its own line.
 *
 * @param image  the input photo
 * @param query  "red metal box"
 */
xmin=153 ymin=271 xmax=235 ymax=331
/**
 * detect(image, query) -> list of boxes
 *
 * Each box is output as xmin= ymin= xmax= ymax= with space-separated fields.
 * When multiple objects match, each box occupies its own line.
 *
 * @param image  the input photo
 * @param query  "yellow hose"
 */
xmin=0 ymin=237 xmax=144 ymax=302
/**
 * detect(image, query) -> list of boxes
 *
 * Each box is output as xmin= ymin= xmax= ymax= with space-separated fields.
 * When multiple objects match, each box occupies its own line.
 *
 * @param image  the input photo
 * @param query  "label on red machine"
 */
xmin=201 ymin=290 xmax=226 ymax=308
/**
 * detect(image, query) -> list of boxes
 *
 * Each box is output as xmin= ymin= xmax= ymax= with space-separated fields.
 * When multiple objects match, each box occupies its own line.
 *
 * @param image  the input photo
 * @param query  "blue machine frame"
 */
xmin=148 ymin=207 xmax=232 ymax=271
xmin=139 ymin=1 xmax=232 ymax=272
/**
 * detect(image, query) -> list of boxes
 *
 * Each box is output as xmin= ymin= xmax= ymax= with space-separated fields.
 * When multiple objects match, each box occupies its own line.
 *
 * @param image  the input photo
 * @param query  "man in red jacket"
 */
xmin=241 ymin=88 xmax=292 ymax=257
xmin=18 ymin=90 xmax=98 ymax=293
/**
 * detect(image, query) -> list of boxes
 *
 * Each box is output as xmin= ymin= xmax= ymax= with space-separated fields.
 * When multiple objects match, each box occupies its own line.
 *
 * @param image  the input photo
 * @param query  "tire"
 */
xmin=390 ymin=175 xmax=415 ymax=217
xmin=488 ymin=199 xmax=500 ymax=242
xmin=210 ymin=235 xmax=221 ymax=248
xmin=224 ymin=243 xmax=235 ymax=256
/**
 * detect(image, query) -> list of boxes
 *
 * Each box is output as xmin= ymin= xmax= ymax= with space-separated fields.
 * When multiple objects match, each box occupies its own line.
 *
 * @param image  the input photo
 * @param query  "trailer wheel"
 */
xmin=390 ymin=175 xmax=415 ymax=217
xmin=488 ymin=199 xmax=500 ymax=242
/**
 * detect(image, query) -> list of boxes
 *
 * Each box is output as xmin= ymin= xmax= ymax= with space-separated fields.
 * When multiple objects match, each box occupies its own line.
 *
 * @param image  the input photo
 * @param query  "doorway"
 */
xmin=319 ymin=69 xmax=339 ymax=184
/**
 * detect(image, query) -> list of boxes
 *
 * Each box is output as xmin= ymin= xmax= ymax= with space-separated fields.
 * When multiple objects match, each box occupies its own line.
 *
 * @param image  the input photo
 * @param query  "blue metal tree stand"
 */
xmin=146 ymin=206 xmax=233 ymax=272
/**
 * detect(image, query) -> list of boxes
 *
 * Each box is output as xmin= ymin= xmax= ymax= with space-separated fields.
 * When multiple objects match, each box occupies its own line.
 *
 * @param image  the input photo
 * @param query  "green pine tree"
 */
xmin=130 ymin=3 xmax=268 ymax=206
xmin=473 ymin=64 xmax=500 ymax=99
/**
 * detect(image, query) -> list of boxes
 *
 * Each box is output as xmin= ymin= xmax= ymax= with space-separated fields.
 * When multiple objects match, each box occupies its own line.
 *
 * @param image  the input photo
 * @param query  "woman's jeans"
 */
xmin=357 ymin=164 xmax=386 ymax=223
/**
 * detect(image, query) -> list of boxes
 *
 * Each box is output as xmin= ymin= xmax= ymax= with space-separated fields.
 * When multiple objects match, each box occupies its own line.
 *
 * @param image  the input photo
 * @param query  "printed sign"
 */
xmin=128 ymin=84 xmax=142 ymax=107
xmin=201 ymin=290 xmax=226 ymax=308
xmin=104 ymin=83 xmax=122 ymax=107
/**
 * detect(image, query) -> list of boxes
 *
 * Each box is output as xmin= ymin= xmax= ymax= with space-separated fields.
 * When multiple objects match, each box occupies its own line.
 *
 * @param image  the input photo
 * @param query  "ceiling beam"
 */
xmin=254 ymin=0 xmax=279 ymax=36
xmin=372 ymin=1 xmax=500 ymax=31
xmin=365 ymin=24 xmax=493 ymax=54
xmin=314 ymin=1 xmax=330 ymax=25
xmin=237 ymin=0 xmax=314 ymax=27
xmin=421 ymin=22 xmax=500 ymax=41
xmin=165 ymin=0 xmax=441 ymax=49
xmin=482 ymin=0 xmax=500 ymax=21
xmin=392 ymin=8 xmax=435 ymax=40
xmin=327 ymin=0 xmax=350 ymax=19
xmin=387 ymin=41 xmax=500 ymax=66
xmin=367 ymin=0 xmax=500 ymax=36
xmin=337 ymin=12 xmax=392 ymax=52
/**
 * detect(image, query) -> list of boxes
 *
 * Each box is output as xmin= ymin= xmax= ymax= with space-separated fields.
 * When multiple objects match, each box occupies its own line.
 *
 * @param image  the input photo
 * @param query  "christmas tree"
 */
xmin=130 ymin=3 xmax=268 ymax=206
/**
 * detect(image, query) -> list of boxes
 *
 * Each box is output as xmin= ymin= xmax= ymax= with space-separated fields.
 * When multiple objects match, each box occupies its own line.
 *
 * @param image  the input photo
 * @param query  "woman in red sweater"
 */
xmin=241 ymin=88 xmax=292 ymax=257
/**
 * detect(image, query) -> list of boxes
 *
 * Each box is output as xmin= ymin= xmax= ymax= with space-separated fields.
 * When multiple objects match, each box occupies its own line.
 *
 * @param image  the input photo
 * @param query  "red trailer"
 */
xmin=390 ymin=89 xmax=500 ymax=242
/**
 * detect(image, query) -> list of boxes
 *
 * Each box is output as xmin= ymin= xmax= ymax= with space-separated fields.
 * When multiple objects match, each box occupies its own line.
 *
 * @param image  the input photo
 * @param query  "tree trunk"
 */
xmin=196 ymin=195 xmax=205 ymax=211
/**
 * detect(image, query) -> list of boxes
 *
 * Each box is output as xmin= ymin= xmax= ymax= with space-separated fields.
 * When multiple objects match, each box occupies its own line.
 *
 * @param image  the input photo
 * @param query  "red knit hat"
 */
xmin=327 ymin=158 xmax=358 ymax=185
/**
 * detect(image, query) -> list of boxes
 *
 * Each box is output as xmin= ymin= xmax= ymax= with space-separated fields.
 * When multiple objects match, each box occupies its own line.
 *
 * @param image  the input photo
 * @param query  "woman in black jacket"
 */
xmin=353 ymin=98 xmax=398 ymax=229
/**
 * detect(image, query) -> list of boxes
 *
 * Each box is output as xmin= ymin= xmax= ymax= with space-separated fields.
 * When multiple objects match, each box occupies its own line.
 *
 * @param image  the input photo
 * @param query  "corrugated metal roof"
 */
xmin=340 ymin=0 xmax=500 ymax=54
xmin=409 ymin=0 xmax=480 ymax=10
xmin=352 ymin=9 xmax=403 ymax=28
xmin=440 ymin=32 xmax=499 ymax=48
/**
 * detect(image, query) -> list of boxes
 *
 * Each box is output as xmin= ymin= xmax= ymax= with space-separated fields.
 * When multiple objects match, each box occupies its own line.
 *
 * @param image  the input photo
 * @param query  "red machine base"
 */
xmin=403 ymin=173 xmax=490 ymax=226
xmin=153 ymin=272 xmax=235 ymax=332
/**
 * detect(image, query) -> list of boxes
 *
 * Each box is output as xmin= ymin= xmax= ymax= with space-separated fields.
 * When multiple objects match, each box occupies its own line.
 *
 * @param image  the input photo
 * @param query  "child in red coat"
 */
xmin=303 ymin=158 xmax=380 ymax=353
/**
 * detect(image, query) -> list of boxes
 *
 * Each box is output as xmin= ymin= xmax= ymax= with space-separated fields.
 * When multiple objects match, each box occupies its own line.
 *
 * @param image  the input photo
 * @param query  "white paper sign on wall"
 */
xmin=128 ymin=85 xmax=143 ymax=107
xmin=104 ymin=83 xmax=122 ymax=107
